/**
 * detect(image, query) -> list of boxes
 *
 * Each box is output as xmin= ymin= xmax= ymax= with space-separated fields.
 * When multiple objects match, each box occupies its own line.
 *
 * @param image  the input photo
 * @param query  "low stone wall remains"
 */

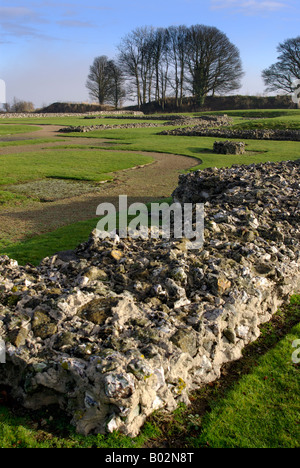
xmin=0 ymin=160 xmax=299 ymax=437
xmin=0 ymin=111 xmax=145 ymax=119
xmin=160 ymin=126 xmax=300 ymax=141
xmin=58 ymin=115 xmax=232 ymax=133
xmin=213 ymin=140 xmax=245 ymax=155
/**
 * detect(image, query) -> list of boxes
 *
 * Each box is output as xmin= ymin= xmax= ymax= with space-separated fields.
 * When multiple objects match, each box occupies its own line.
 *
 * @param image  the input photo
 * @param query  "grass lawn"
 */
xmin=0 ymin=139 xmax=63 ymax=148
xmin=193 ymin=108 xmax=300 ymax=130
xmin=62 ymin=126 xmax=300 ymax=172
xmin=0 ymin=190 xmax=35 ymax=209
xmin=232 ymin=115 xmax=300 ymax=130
xmin=0 ymin=124 xmax=42 ymax=135
xmin=0 ymin=149 xmax=153 ymax=186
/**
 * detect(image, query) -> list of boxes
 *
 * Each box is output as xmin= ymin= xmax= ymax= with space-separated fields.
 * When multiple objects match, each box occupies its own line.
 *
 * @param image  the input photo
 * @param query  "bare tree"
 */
xmin=118 ymin=32 xmax=142 ymax=108
xmin=167 ymin=25 xmax=189 ymax=107
xmin=117 ymin=26 xmax=175 ymax=107
xmin=117 ymin=24 xmax=244 ymax=109
xmin=118 ymin=27 xmax=156 ymax=108
xmin=151 ymin=28 xmax=170 ymax=106
xmin=106 ymin=60 xmax=126 ymax=108
xmin=262 ymin=37 xmax=300 ymax=95
xmin=138 ymin=27 xmax=156 ymax=105
xmin=86 ymin=56 xmax=113 ymax=105
xmin=186 ymin=25 xmax=244 ymax=106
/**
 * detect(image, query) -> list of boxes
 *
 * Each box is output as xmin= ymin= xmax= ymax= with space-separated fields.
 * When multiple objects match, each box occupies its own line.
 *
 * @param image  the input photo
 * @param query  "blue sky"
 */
xmin=0 ymin=0 xmax=299 ymax=107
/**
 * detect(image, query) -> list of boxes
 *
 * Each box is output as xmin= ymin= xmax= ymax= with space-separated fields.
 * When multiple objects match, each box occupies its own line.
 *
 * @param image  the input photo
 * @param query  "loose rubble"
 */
xmin=0 ymin=160 xmax=300 ymax=437
xmin=213 ymin=141 xmax=245 ymax=155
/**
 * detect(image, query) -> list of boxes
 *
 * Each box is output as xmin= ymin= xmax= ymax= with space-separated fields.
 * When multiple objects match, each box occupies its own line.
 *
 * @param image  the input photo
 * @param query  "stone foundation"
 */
xmin=58 ymin=114 xmax=233 ymax=133
xmin=160 ymin=126 xmax=300 ymax=141
xmin=0 ymin=111 xmax=145 ymax=119
xmin=0 ymin=160 xmax=299 ymax=437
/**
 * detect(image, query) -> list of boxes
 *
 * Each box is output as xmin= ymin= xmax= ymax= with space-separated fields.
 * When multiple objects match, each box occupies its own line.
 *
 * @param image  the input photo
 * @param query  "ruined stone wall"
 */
xmin=0 ymin=160 xmax=299 ymax=437
xmin=58 ymin=115 xmax=232 ymax=133
xmin=0 ymin=111 xmax=145 ymax=119
xmin=160 ymin=126 xmax=300 ymax=141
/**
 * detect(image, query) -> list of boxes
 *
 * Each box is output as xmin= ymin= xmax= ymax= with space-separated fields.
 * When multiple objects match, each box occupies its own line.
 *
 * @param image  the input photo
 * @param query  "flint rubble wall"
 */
xmin=58 ymin=115 xmax=232 ymax=133
xmin=0 ymin=160 xmax=299 ymax=437
xmin=160 ymin=126 xmax=300 ymax=141
xmin=0 ymin=111 xmax=145 ymax=119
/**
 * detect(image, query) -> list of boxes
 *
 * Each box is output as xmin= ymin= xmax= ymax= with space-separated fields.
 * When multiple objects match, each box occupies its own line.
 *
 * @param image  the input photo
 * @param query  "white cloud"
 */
xmin=210 ymin=0 xmax=287 ymax=14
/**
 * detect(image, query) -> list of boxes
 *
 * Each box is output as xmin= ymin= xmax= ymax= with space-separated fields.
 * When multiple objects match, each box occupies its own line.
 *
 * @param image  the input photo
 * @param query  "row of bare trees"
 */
xmin=87 ymin=25 xmax=300 ymax=109
xmin=86 ymin=24 xmax=244 ymax=109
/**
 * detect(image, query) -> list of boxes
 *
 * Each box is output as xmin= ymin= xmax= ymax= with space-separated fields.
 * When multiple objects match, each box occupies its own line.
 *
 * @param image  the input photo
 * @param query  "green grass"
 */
xmin=0 ymin=124 xmax=42 ymax=135
xmin=0 ymin=405 xmax=160 ymax=448
xmin=193 ymin=108 xmax=300 ymax=130
xmin=0 ymin=190 xmax=37 ymax=209
xmin=62 ymin=126 xmax=300 ymax=172
xmin=0 ymin=139 xmax=63 ymax=148
xmin=0 ymin=149 xmax=153 ymax=186
xmin=232 ymin=116 xmax=300 ymax=130
xmin=0 ymin=117 xmax=168 ymax=127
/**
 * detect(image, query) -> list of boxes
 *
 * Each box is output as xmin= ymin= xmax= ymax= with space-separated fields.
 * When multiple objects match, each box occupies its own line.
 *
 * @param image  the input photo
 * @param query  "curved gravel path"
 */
xmin=0 ymin=124 xmax=199 ymax=242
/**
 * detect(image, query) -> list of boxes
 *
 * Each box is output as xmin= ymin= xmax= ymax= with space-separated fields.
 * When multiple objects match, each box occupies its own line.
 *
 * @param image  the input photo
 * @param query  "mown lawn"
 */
xmin=0 ymin=117 xmax=168 ymax=127
xmin=62 ymin=126 xmax=300 ymax=172
xmin=0 ymin=149 xmax=153 ymax=186
xmin=0 ymin=139 xmax=63 ymax=148
xmin=0 ymin=124 xmax=42 ymax=135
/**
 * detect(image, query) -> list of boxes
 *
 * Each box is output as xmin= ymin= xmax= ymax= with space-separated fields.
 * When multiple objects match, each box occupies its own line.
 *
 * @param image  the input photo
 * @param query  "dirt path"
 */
xmin=0 ymin=125 xmax=199 ymax=242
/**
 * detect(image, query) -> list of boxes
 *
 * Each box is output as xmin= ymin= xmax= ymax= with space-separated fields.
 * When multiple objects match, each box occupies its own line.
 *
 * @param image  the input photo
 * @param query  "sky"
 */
xmin=0 ymin=0 xmax=299 ymax=108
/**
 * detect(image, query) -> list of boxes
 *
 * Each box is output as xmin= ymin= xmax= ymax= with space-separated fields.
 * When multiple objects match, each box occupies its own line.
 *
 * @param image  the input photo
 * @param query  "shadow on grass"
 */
xmin=187 ymin=147 xmax=211 ymax=156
